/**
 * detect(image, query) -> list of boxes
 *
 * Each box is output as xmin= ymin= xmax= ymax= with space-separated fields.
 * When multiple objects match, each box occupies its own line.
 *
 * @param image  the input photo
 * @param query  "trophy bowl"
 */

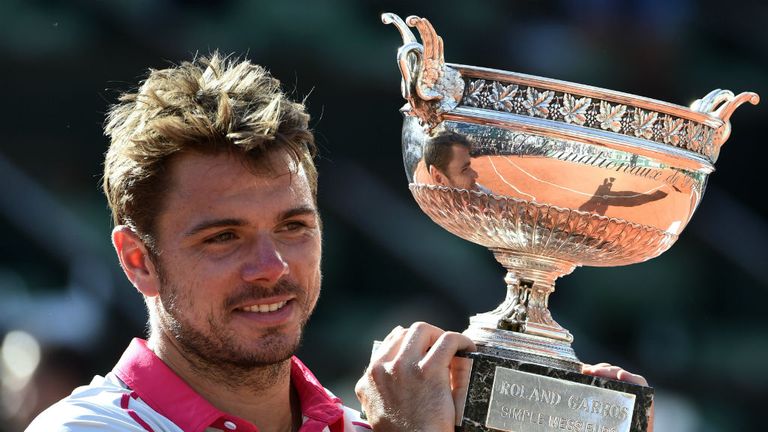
xmin=383 ymin=13 xmax=758 ymax=372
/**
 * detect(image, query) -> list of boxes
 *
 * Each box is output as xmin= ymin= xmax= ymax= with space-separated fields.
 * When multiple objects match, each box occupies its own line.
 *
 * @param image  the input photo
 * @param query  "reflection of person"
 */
xmin=424 ymin=131 xmax=482 ymax=191
xmin=578 ymin=177 xmax=668 ymax=215
xmin=27 ymin=53 xmax=370 ymax=432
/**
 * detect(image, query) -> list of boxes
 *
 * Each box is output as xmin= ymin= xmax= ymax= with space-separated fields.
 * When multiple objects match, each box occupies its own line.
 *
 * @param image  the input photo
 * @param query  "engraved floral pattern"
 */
xmin=458 ymin=77 xmax=716 ymax=160
xmin=490 ymin=81 xmax=518 ymax=112
xmin=523 ymin=88 xmax=554 ymax=118
xmin=596 ymin=101 xmax=627 ymax=132
xmin=559 ymin=94 xmax=592 ymax=125
xmin=464 ymin=79 xmax=486 ymax=107
xmin=661 ymin=116 xmax=685 ymax=146
xmin=687 ymin=122 xmax=705 ymax=152
xmin=632 ymin=109 xmax=659 ymax=139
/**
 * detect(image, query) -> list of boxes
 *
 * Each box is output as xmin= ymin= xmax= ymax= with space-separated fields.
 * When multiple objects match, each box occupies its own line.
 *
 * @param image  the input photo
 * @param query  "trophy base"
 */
xmin=465 ymin=324 xmax=581 ymax=371
xmin=456 ymin=348 xmax=654 ymax=432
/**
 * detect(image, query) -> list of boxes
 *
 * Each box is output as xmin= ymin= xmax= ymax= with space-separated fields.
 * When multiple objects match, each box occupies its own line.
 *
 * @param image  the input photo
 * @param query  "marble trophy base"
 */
xmin=457 ymin=346 xmax=654 ymax=432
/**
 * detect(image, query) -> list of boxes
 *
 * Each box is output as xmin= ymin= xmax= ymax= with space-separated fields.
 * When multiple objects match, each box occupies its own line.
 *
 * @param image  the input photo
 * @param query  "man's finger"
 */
xmin=584 ymin=362 xmax=612 ymax=369
xmin=419 ymin=331 xmax=476 ymax=370
xmin=395 ymin=321 xmax=446 ymax=364
xmin=582 ymin=364 xmax=622 ymax=378
xmin=371 ymin=325 xmax=407 ymax=364
xmin=616 ymin=369 xmax=648 ymax=387
xmin=449 ymin=355 xmax=473 ymax=393
xmin=582 ymin=364 xmax=649 ymax=387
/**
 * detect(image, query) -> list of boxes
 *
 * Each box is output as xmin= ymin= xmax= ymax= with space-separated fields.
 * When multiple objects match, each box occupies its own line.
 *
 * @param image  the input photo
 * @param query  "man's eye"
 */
xmin=278 ymin=219 xmax=317 ymax=234
xmin=281 ymin=221 xmax=307 ymax=232
xmin=205 ymin=232 xmax=237 ymax=243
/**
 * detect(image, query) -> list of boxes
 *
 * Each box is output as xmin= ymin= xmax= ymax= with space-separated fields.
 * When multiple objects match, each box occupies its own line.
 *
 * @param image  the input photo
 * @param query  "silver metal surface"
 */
xmin=383 ymin=13 xmax=759 ymax=362
xmin=486 ymin=367 xmax=635 ymax=432
xmin=455 ymin=357 xmax=474 ymax=427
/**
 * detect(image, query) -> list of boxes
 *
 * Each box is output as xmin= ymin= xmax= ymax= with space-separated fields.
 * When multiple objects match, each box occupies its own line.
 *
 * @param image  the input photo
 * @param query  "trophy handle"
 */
xmin=381 ymin=13 xmax=422 ymax=101
xmin=382 ymin=13 xmax=464 ymax=128
xmin=404 ymin=15 xmax=445 ymax=102
xmin=691 ymin=89 xmax=759 ymax=157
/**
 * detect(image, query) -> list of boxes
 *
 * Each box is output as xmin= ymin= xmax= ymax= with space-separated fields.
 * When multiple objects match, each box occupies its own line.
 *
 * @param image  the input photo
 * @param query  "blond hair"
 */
xmin=103 ymin=52 xmax=316 ymax=247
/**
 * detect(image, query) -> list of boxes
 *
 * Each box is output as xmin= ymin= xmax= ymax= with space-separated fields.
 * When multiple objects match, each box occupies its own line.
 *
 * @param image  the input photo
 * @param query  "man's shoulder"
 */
xmin=26 ymin=373 xmax=177 ymax=432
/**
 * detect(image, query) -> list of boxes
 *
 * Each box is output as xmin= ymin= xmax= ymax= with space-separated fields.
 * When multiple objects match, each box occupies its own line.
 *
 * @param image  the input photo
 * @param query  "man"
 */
xmin=27 ymin=52 xmax=371 ymax=432
xmin=424 ymin=131 xmax=482 ymax=192
xmin=27 ymin=52 xmax=651 ymax=432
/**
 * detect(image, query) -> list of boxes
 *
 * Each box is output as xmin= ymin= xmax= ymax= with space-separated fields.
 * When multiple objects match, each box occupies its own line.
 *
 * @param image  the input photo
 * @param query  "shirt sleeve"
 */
xmin=26 ymin=399 xmax=160 ymax=432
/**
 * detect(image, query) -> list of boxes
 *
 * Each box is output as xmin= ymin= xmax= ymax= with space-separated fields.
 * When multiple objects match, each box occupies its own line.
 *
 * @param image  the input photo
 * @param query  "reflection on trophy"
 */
xmin=382 ymin=13 xmax=758 ymax=432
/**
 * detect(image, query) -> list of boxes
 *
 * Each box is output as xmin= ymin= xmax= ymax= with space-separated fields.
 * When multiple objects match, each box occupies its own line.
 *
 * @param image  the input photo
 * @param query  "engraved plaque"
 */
xmin=486 ymin=367 xmax=635 ymax=432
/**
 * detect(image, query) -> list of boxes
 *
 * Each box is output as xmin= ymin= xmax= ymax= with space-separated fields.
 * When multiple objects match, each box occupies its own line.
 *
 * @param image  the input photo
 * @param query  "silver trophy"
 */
xmin=382 ymin=13 xmax=758 ymax=432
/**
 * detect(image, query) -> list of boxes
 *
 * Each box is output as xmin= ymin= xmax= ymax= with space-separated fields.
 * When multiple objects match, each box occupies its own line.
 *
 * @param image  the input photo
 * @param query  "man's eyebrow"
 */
xmin=183 ymin=218 xmax=247 ymax=238
xmin=182 ymin=207 xmax=317 ymax=238
xmin=279 ymin=206 xmax=318 ymax=221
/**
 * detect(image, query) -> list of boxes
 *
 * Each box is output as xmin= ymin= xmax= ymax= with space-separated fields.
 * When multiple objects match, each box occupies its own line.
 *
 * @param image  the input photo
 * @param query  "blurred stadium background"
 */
xmin=0 ymin=1 xmax=765 ymax=430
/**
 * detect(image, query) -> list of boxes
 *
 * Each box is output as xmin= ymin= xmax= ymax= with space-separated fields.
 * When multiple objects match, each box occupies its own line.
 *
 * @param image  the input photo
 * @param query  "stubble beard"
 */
xmin=154 ymin=267 xmax=317 ymax=389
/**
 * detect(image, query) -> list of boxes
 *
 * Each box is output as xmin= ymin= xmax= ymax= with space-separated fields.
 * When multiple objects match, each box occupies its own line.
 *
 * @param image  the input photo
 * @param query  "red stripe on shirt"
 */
xmin=120 ymin=392 xmax=156 ymax=432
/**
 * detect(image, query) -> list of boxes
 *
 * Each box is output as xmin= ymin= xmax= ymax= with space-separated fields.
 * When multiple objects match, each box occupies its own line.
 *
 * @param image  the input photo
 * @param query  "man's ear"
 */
xmin=428 ymin=165 xmax=447 ymax=186
xmin=112 ymin=226 xmax=160 ymax=298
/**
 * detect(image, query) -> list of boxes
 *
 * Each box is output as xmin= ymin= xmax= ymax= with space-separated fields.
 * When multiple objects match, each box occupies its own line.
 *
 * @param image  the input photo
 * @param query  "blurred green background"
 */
xmin=0 ymin=0 xmax=765 ymax=431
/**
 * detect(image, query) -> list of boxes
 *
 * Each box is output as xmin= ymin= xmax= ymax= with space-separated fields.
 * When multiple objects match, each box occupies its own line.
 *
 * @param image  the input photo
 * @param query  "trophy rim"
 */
xmin=447 ymin=64 xmax=728 ymax=164
xmin=382 ymin=12 xmax=758 ymax=166
xmin=450 ymin=63 xmax=724 ymax=128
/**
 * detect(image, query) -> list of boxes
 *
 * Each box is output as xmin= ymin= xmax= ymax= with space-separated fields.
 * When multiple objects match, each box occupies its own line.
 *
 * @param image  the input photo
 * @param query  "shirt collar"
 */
xmin=113 ymin=338 xmax=344 ymax=432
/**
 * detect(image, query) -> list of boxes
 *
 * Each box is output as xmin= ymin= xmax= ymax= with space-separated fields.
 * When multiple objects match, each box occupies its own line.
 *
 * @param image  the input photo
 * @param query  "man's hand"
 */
xmin=355 ymin=322 xmax=476 ymax=432
xmin=582 ymin=363 xmax=655 ymax=432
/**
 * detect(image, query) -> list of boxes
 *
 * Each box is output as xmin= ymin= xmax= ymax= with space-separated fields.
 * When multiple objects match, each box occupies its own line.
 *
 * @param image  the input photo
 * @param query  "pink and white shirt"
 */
xmin=27 ymin=339 xmax=371 ymax=432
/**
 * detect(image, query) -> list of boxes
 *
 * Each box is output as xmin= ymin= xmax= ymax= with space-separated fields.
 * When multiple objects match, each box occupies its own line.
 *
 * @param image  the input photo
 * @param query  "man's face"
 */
xmin=440 ymin=144 xmax=479 ymax=191
xmin=149 ymin=150 xmax=321 ymax=369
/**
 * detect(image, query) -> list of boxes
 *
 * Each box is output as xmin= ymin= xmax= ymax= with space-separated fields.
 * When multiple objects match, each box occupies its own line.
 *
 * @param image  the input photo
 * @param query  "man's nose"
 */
xmin=241 ymin=236 xmax=289 ymax=283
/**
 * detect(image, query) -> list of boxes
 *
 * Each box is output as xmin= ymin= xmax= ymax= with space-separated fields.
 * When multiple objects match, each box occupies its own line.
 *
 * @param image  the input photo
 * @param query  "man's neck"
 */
xmin=148 ymin=333 xmax=299 ymax=432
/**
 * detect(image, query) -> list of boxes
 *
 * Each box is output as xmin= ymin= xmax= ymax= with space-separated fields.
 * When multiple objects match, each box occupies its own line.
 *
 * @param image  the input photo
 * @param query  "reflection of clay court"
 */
xmin=412 ymin=159 xmax=430 ymax=184
xmin=470 ymin=156 xmax=695 ymax=234
xmin=410 ymin=184 xmax=677 ymax=267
